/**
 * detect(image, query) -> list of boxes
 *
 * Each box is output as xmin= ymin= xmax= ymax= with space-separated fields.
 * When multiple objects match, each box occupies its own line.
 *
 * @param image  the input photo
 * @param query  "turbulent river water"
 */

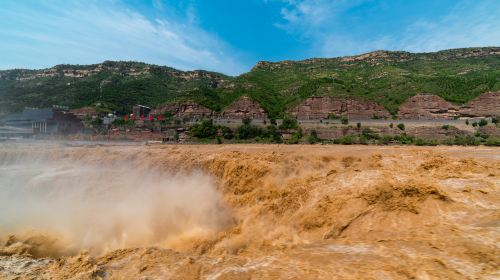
xmin=0 ymin=143 xmax=498 ymax=279
xmin=0 ymin=144 xmax=231 ymax=258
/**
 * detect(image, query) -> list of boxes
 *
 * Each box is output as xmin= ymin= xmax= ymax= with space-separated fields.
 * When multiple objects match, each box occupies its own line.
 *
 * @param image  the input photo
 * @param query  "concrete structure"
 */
xmin=0 ymin=107 xmax=84 ymax=136
xmin=132 ymin=105 xmax=152 ymax=118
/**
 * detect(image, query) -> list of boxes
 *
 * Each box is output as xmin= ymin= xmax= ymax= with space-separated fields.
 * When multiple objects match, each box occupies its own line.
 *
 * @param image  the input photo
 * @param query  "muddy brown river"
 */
xmin=0 ymin=143 xmax=499 ymax=279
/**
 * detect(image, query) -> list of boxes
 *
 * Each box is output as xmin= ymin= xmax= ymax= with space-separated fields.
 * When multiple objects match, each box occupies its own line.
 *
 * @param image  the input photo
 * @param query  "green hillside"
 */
xmin=1 ymin=47 xmax=499 ymax=118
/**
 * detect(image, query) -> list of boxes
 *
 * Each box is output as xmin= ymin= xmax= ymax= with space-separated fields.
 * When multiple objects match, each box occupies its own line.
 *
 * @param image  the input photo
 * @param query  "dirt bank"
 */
xmin=0 ymin=144 xmax=499 ymax=279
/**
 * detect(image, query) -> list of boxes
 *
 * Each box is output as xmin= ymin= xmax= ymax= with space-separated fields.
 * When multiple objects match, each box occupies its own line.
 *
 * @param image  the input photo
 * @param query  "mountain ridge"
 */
xmin=1 ymin=47 xmax=499 ymax=117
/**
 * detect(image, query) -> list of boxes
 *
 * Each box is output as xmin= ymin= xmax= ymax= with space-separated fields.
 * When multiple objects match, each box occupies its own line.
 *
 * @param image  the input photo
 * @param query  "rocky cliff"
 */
xmin=398 ymin=94 xmax=459 ymax=119
xmin=459 ymin=92 xmax=500 ymax=117
xmin=0 ymin=62 xmax=226 ymax=83
xmin=253 ymin=47 xmax=500 ymax=70
xmin=69 ymin=107 xmax=99 ymax=119
xmin=220 ymin=96 xmax=267 ymax=119
xmin=288 ymin=96 xmax=391 ymax=120
xmin=151 ymin=102 xmax=214 ymax=119
xmin=397 ymin=92 xmax=500 ymax=119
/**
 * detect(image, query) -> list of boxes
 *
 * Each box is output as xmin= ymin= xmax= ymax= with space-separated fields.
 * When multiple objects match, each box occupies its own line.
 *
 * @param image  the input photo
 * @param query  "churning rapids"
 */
xmin=0 ymin=146 xmax=231 ymax=257
xmin=0 ymin=142 xmax=499 ymax=279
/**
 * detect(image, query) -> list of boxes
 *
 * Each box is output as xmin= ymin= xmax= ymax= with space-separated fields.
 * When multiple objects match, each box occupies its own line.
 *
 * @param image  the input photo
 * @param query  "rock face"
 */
xmin=398 ymin=92 xmax=500 ymax=119
xmin=220 ymin=96 xmax=267 ymax=119
xmin=289 ymin=96 xmax=391 ymax=120
xmin=69 ymin=107 xmax=98 ymax=119
xmin=304 ymin=125 xmax=469 ymax=141
xmin=398 ymin=94 xmax=459 ymax=119
xmin=459 ymin=92 xmax=500 ymax=117
xmin=478 ymin=125 xmax=500 ymax=137
xmin=151 ymin=102 xmax=213 ymax=119
xmin=406 ymin=126 xmax=469 ymax=140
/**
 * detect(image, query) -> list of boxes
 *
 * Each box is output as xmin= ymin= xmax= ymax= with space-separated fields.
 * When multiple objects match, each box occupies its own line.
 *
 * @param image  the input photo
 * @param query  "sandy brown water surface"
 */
xmin=0 ymin=143 xmax=499 ymax=279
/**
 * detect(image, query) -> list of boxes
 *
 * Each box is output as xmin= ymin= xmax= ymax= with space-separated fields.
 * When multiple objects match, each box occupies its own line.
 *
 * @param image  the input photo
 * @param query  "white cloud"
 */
xmin=276 ymin=0 xmax=500 ymax=57
xmin=398 ymin=1 xmax=500 ymax=53
xmin=276 ymin=0 xmax=366 ymax=36
xmin=0 ymin=0 xmax=246 ymax=75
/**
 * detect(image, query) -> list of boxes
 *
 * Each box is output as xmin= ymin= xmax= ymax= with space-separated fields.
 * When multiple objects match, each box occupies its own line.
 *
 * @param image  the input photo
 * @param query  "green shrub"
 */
xmin=190 ymin=120 xmax=217 ymax=138
xmin=485 ymin=137 xmax=500 ymax=146
xmin=288 ymin=131 xmax=302 ymax=144
xmin=307 ymin=130 xmax=320 ymax=144
xmin=361 ymin=128 xmax=379 ymax=140
xmin=236 ymin=123 xmax=263 ymax=139
xmin=389 ymin=123 xmax=394 ymax=128
xmin=359 ymin=135 xmax=368 ymax=145
xmin=415 ymin=138 xmax=438 ymax=146
xmin=264 ymin=125 xmax=282 ymax=143
xmin=220 ymin=126 xmax=234 ymax=139
xmin=356 ymin=122 xmax=361 ymax=129
xmin=397 ymin=123 xmax=405 ymax=131
xmin=478 ymin=119 xmax=488 ymax=127
xmin=112 ymin=117 xmax=129 ymax=126
xmin=327 ymin=113 xmax=340 ymax=120
xmin=475 ymin=132 xmax=489 ymax=139
xmin=465 ymin=119 xmax=469 ymax=125
xmin=338 ymin=135 xmax=354 ymax=145
xmin=441 ymin=125 xmax=450 ymax=130
xmin=448 ymin=135 xmax=481 ymax=146
xmin=242 ymin=117 xmax=252 ymax=125
xmin=378 ymin=135 xmax=393 ymax=145
xmin=393 ymin=133 xmax=414 ymax=144
xmin=279 ymin=117 xmax=298 ymax=129
xmin=341 ymin=117 xmax=349 ymax=125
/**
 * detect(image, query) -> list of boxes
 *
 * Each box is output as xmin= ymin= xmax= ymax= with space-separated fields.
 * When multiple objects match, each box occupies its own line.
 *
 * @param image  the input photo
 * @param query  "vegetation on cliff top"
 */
xmin=1 ymin=47 xmax=499 ymax=117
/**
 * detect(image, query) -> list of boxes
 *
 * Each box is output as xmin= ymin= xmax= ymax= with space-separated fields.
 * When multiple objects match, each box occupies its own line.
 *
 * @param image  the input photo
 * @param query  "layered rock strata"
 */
xmin=220 ymin=96 xmax=268 ymax=119
xmin=459 ymin=92 xmax=500 ymax=117
xmin=288 ymin=96 xmax=391 ymax=120
xmin=151 ymin=102 xmax=213 ymax=119
xmin=398 ymin=94 xmax=459 ymax=119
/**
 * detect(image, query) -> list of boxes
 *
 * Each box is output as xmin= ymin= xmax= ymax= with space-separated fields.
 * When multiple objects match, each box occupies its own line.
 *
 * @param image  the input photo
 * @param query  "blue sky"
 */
xmin=0 ymin=0 xmax=499 ymax=75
